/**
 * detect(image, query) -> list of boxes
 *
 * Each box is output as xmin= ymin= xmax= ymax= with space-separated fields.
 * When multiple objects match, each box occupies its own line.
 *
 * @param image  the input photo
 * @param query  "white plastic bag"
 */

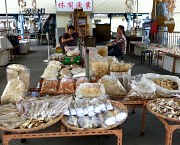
xmin=142 ymin=73 xmax=180 ymax=97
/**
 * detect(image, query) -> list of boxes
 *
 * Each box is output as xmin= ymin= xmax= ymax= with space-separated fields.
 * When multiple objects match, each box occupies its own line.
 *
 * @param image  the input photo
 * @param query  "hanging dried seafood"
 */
xmin=125 ymin=0 xmax=136 ymax=13
xmin=166 ymin=0 xmax=176 ymax=16
xmin=18 ymin=0 xmax=26 ymax=12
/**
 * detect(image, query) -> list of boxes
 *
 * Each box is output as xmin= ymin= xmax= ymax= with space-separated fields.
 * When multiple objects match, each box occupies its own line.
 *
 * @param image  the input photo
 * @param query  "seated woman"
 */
xmin=107 ymin=25 xmax=127 ymax=60
xmin=60 ymin=26 xmax=78 ymax=53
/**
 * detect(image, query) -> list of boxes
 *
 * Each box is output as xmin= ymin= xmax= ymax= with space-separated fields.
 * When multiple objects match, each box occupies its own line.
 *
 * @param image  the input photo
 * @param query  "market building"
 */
xmin=0 ymin=1 xmax=180 ymax=145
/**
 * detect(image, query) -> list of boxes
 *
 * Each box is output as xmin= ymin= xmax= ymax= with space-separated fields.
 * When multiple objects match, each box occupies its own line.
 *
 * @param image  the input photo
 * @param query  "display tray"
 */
xmin=147 ymin=98 xmax=180 ymax=123
xmin=61 ymin=101 xmax=128 ymax=131
xmin=0 ymin=114 xmax=63 ymax=133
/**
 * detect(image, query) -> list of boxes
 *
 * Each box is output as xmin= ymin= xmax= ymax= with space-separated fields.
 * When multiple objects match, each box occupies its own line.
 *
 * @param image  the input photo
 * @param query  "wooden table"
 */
xmin=112 ymin=96 xmax=149 ymax=135
xmin=2 ymin=123 xmax=123 ymax=145
xmin=156 ymin=116 xmax=180 ymax=145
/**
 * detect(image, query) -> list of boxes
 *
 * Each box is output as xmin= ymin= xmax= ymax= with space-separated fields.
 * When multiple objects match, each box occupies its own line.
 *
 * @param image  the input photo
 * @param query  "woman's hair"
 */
xmin=118 ymin=25 xmax=125 ymax=35
xmin=68 ymin=25 xmax=75 ymax=30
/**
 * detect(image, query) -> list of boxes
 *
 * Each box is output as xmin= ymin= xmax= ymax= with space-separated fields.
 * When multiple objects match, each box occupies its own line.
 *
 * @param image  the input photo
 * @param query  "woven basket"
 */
xmin=147 ymin=98 xmax=180 ymax=123
xmin=61 ymin=101 xmax=128 ymax=131
xmin=0 ymin=114 xmax=63 ymax=133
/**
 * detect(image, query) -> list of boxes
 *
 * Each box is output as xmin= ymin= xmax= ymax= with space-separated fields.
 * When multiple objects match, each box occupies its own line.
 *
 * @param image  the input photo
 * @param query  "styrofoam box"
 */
xmin=0 ymin=37 xmax=7 ymax=51
xmin=19 ymin=41 xmax=30 ymax=54
xmin=153 ymin=53 xmax=164 ymax=68
xmin=0 ymin=51 xmax=9 ymax=66
xmin=134 ymin=46 xmax=147 ymax=56
xmin=163 ymin=55 xmax=180 ymax=73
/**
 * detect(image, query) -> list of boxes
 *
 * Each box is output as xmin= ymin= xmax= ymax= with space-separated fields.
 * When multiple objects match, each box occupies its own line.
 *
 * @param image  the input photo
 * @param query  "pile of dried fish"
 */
xmin=0 ymin=96 xmax=72 ymax=130
xmin=148 ymin=98 xmax=180 ymax=120
xmin=17 ymin=96 xmax=72 ymax=129
xmin=0 ymin=103 xmax=26 ymax=129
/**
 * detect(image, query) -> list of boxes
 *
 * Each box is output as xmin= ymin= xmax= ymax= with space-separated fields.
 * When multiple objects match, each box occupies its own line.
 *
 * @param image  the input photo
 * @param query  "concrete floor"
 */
xmin=0 ymin=44 xmax=180 ymax=145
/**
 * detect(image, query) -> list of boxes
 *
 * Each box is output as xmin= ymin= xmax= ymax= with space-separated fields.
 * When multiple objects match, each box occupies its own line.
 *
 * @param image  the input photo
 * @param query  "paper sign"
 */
xmin=56 ymin=0 xmax=93 ymax=12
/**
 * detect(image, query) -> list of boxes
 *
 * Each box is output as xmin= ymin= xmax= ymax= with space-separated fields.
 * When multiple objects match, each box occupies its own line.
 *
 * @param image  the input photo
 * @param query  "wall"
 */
xmin=56 ymin=13 xmax=92 ymax=32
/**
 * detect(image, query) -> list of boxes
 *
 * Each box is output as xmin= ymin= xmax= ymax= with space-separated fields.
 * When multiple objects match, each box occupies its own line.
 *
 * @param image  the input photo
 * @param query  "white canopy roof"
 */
xmin=0 ymin=0 xmax=154 ymax=14
xmin=0 ymin=0 xmax=56 ymax=14
xmin=93 ymin=0 xmax=153 ymax=14
xmin=0 ymin=0 xmax=179 ymax=15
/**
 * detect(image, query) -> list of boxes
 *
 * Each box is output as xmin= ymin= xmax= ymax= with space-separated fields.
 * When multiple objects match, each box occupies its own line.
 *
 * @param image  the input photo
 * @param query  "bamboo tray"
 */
xmin=61 ymin=101 xmax=128 ymax=131
xmin=147 ymin=98 xmax=180 ymax=123
xmin=0 ymin=114 xmax=63 ymax=133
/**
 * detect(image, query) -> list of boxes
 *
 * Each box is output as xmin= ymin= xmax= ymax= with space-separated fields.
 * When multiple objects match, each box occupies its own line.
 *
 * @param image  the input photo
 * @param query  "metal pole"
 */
xmin=136 ymin=0 xmax=138 ymax=27
xmin=5 ymin=0 xmax=8 ymax=29
xmin=85 ymin=49 xmax=90 ymax=80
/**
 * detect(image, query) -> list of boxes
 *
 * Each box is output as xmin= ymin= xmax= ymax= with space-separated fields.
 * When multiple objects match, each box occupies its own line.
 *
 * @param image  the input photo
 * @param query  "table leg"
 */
xmin=114 ymin=130 xmax=123 ymax=145
xmin=2 ymin=135 xmax=10 ymax=145
xmin=141 ymin=105 xmax=147 ymax=136
xmin=165 ymin=128 xmax=173 ymax=145
xmin=172 ymin=57 xmax=176 ymax=74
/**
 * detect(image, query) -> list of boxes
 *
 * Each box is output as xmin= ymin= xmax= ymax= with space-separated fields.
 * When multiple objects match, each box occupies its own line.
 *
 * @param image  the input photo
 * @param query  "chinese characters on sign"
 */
xmin=56 ymin=0 xmax=93 ymax=12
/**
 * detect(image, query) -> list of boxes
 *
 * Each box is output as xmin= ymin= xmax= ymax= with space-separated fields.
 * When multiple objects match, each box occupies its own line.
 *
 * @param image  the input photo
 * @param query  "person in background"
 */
xmin=60 ymin=26 xmax=78 ymax=53
xmin=107 ymin=25 xmax=127 ymax=60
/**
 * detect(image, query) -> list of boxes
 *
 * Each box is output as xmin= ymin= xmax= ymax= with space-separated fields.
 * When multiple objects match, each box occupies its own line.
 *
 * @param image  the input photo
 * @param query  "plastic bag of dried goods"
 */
xmin=39 ymin=80 xmax=59 ymax=96
xmin=1 ymin=79 xmax=26 ymax=104
xmin=7 ymin=64 xmax=30 ymax=91
xmin=57 ymin=76 xmax=75 ymax=94
xmin=98 ymin=75 xmax=127 ymax=96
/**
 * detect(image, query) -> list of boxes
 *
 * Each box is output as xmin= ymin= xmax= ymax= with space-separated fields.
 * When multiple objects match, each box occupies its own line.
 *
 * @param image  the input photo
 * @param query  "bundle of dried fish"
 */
xmin=148 ymin=98 xmax=180 ymax=121
xmin=0 ymin=103 xmax=18 ymax=116
xmin=16 ymin=96 xmax=72 ymax=129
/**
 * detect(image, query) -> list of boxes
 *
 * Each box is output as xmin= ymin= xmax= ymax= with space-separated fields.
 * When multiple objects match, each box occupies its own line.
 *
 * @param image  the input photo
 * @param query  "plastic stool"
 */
xmin=141 ymin=50 xmax=153 ymax=65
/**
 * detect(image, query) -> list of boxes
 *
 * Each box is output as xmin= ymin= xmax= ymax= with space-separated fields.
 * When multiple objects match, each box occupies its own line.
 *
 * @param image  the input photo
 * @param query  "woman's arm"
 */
xmin=112 ymin=34 xmax=123 ymax=45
